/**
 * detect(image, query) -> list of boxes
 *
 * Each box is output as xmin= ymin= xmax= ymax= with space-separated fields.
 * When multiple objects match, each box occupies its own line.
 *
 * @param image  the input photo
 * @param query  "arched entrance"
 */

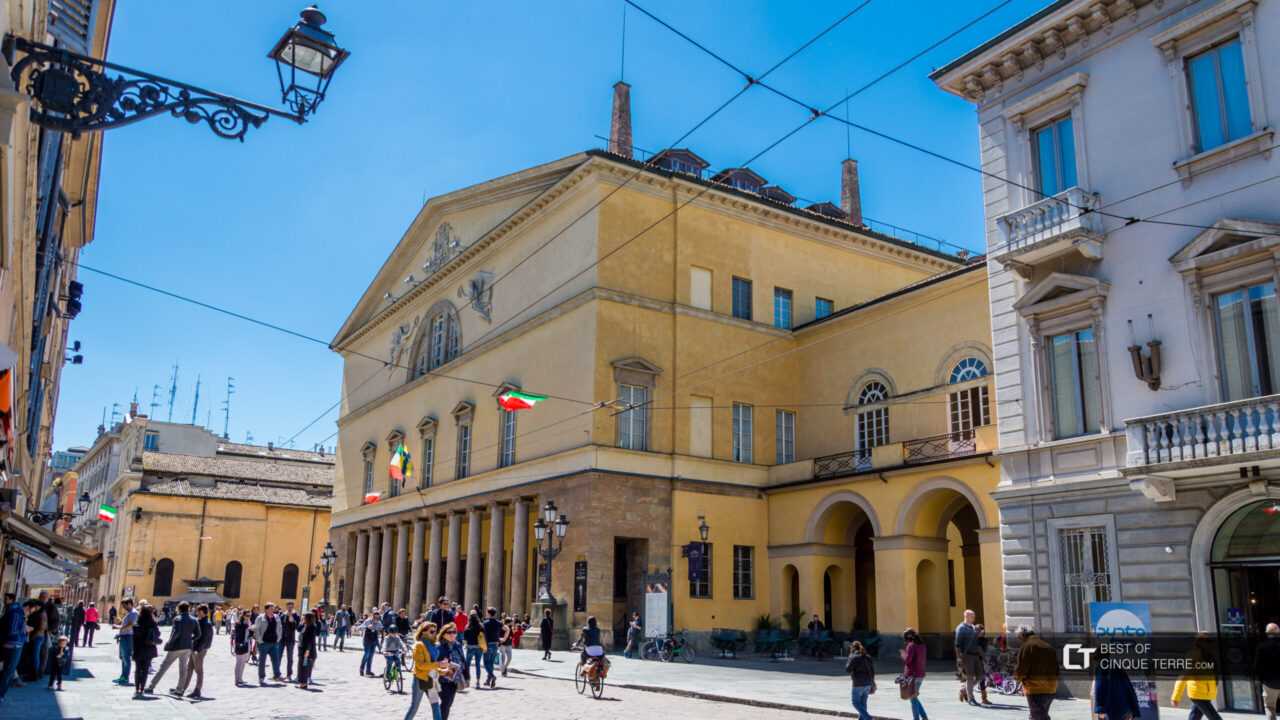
xmin=806 ymin=493 xmax=879 ymax=631
xmin=782 ymin=564 xmax=800 ymax=624
xmin=896 ymin=478 xmax=992 ymax=630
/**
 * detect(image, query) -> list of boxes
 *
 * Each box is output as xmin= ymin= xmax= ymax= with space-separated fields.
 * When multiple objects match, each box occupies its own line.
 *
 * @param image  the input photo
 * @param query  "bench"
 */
xmin=753 ymin=629 xmax=794 ymax=660
xmin=709 ymin=628 xmax=748 ymax=658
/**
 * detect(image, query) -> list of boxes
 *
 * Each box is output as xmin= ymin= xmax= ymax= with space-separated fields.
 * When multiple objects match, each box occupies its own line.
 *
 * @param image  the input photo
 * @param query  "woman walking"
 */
xmin=498 ymin=617 xmax=513 ymax=677
xmin=1172 ymin=634 xmax=1222 ymax=720
xmin=317 ymin=610 xmax=329 ymax=652
xmin=539 ymin=608 xmax=553 ymax=661
xmin=404 ymin=622 xmax=442 ymax=720
xmin=233 ymin=611 xmax=252 ymax=686
xmin=463 ymin=611 xmax=483 ymax=685
xmin=846 ymin=640 xmax=876 ymax=720
xmin=436 ymin=623 xmax=466 ymax=720
xmin=297 ymin=612 xmax=318 ymax=690
xmin=131 ymin=603 xmax=159 ymax=699
xmin=900 ymin=628 xmax=928 ymax=720
xmin=83 ymin=603 xmax=100 ymax=647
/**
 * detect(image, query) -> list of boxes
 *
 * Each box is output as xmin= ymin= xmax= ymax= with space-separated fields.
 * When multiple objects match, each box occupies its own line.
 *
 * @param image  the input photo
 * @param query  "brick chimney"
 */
xmin=609 ymin=81 xmax=633 ymax=159
xmin=840 ymin=158 xmax=862 ymax=226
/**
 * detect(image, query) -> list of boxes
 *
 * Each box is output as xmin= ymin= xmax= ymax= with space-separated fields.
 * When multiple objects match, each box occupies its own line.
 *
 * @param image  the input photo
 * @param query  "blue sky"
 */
xmin=53 ymin=0 xmax=1051 ymax=451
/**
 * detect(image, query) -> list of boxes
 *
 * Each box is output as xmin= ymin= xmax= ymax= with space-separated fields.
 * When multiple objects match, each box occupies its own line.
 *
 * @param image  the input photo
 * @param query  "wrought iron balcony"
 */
xmin=813 ymin=448 xmax=872 ymax=478
xmin=812 ymin=430 xmax=983 ymax=479
xmin=1124 ymin=394 xmax=1280 ymax=469
xmin=903 ymin=431 xmax=977 ymax=464
xmin=994 ymin=187 xmax=1104 ymax=272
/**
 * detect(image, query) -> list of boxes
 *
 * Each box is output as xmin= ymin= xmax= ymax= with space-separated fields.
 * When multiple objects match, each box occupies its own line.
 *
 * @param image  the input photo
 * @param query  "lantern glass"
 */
xmin=542 ymin=501 xmax=558 ymax=524
xmin=269 ymin=6 xmax=348 ymax=80
xmin=698 ymin=518 xmax=709 ymax=542
xmin=555 ymin=515 xmax=569 ymax=538
xmin=533 ymin=518 xmax=547 ymax=541
xmin=77 ymin=492 xmax=90 ymax=514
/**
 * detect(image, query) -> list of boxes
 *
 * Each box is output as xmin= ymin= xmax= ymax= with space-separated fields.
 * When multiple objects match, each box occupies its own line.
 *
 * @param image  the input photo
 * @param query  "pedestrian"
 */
xmin=846 ymin=639 xmax=876 ymax=720
xmin=0 ymin=593 xmax=27 ymax=703
xmin=1172 ymin=633 xmax=1222 ymax=720
xmin=83 ymin=602 xmax=99 ymax=647
xmin=383 ymin=629 xmax=408 ymax=689
xmin=404 ymin=622 xmax=443 ymax=719
xmin=131 ymin=602 xmax=160 ymax=699
xmin=114 ymin=598 xmax=137 ymax=684
xmin=232 ymin=610 xmax=252 ymax=686
xmin=974 ymin=624 xmax=992 ymax=705
xmin=318 ymin=610 xmax=330 ymax=652
xmin=427 ymin=597 xmax=451 ymax=629
xmin=252 ymin=603 xmax=285 ymax=684
xmin=437 ymin=623 xmax=466 ymax=719
xmin=1091 ymin=646 xmax=1140 ymax=720
xmin=481 ymin=608 xmax=503 ymax=687
xmin=147 ymin=600 xmax=200 ymax=696
xmin=281 ymin=601 xmax=300 ymax=681
xmin=297 ymin=611 xmax=318 ymax=690
xmin=453 ymin=604 xmax=469 ymax=636
xmin=498 ymin=617 xmax=514 ymax=677
xmin=511 ymin=618 xmax=525 ymax=652
xmin=108 ymin=605 xmax=117 ymax=627
xmin=359 ymin=611 xmax=381 ymax=677
xmin=954 ymin=609 xmax=982 ymax=705
xmin=21 ymin=597 xmax=48 ymax=681
xmin=70 ymin=602 xmax=85 ymax=649
xmin=184 ymin=604 xmax=214 ymax=699
xmin=462 ymin=610 xmax=483 ymax=684
xmin=46 ymin=635 xmax=68 ymax=690
xmin=1013 ymin=627 xmax=1059 ymax=720
xmin=381 ymin=603 xmax=397 ymax=637
xmin=623 ymin=612 xmax=641 ymax=659
xmin=900 ymin=628 xmax=928 ymax=720
xmin=1254 ymin=623 xmax=1280 ymax=720
xmin=539 ymin=607 xmax=553 ymax=661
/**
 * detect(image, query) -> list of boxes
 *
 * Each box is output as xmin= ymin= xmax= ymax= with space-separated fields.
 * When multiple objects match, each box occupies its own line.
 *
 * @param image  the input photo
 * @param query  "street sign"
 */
xmin=645 ymin=582 xmax=668 ymax=638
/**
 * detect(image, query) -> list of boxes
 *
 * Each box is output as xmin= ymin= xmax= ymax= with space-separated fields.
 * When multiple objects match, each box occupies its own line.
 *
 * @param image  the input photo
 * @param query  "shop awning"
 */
xmin=9 ymin=540 xmax=86 ymax=576
xmin=1 ymin=511 xmax=98 ymax=564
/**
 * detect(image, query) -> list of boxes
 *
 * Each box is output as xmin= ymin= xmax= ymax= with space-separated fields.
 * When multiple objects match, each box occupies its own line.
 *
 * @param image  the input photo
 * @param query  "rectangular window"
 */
xmin=143 ymin=431 xmax=159 ymax=451
xmin=420 ymin=436 xmax=435 ymax=488
xmin=775 ymin=410 xmax=795 ymax=464
xmin=1060 ymin=526 xmax=1113 ymax=633
xmin=499 ymin=410 xmax=516 ymax=468
xmin=1213 ymin=281 xmax=1280 ymax=401
xmin=455 ymin=424 xmax=471 ymax=480
xmin=690 ymin=542 xmax=712 ymax=599
xmin=690 ymin=266 xmax=712 ymax=310
xmin=617 ymin=384 xmax=650 ymax=451
xmin=948 ymin=386 xmax=991 ymax=436
xmin=1187 ymin=37 xmax=1251 ymax=153
xmin=773 ymin=287 xmax=793 ymax=329
xmin=1047 ymin=328 xmax=1102 ymax=439
xmin=732 ymin=545 xmax=753 ymax=599
xmin=732 ymin=402 xmax=753 ymax=464
xmin=815 ymin=297 xmax=834 ymax=319
xmin=732 ymin=277 xmax=752 ymax=321
xmin=1032 ymin=115 xmax=1077 ymax=197
xmin=362 ymin=459 xmax=373 ymax=496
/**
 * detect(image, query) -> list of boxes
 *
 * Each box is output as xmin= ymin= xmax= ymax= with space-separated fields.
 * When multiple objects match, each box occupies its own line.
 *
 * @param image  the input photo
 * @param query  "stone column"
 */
xmin=446 ymin=512 xmax=463 ymax=602
xmin=393 ymin=520 xmax=410 ymax=610
xmin=409 ymin=518 xmax=427 ymax=616
xmin=509 ymin=499 xmax=530 ymax=616
xmin=485 ymin=502 xmax=505 ymax=612
xmin=378 ymin=523 xmax=395 ymax=604
xmin=352 ymin=530 xmax=369 ymax=613
xmin=426 ymin=516 xmax=443 ymax=604
xmin=464 ymin=507 xmax=483 ymax=610
xmin=363 ymin=528 xmax=381 ymax=611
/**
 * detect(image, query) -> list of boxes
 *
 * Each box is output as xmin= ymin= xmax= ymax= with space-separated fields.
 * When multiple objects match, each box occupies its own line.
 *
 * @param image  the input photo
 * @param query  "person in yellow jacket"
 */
xmin=1171 ymin=634 xmax=1223 ymax=720
xmin=405 ymin=622 xmax=442 ymax=720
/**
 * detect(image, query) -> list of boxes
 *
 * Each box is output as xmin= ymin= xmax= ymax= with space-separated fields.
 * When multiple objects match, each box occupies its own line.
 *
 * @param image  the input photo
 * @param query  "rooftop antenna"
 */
xmin=221 ymin=376 xmax=236 ymax=439
xmin=149 ymin=384 xmax=161 ymax=417
xmin=205 ymin=408 xmax=212 ymax=431
xmin=190 ymin=374 xmax=201 ymax=425
xmin=167 ymin=362 xmax=179 ymax=421
xmin=100 ymin=405 xmax=107 ymax=428
xmin=131 ymin=387 xmax=139 ymax=405
xmin=109 ymin=402 xmax=121 ymax=427
xmin=619 ymin=1 xmax=627 ymax=81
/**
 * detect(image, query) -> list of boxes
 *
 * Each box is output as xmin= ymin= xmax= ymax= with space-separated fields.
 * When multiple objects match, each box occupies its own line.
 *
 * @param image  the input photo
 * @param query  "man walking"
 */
xmin=281 ymin=601 xmax=299 ymax=681
xmin=623 ymin=612 xmax=641 ymax=659
xmin=481 ymin=607 xmax=503 ymax=688
xmin=70 ymin=602 xmax=85 ymax=649
xmin=334 ymin=606 xmax=349 ymax=652
xmin=146 ymin=601 xmax=200 ymax=696
xmin=182 ymin=605 xmax=214 ymax=699
xmin=1014 ymin=627 xmax=1059 ymax=720
xmin=427 ymin=597 xmax=451 ymax=629
xmin=1254 ymin=623 xmax=1280 ymax=720
xmin=955 ymin=609 xmax=984 ymax=705
xmin=114 ymin=599 xmax=137 ymax=685
xmin=252 ymin=603 xmax=285 ymax=685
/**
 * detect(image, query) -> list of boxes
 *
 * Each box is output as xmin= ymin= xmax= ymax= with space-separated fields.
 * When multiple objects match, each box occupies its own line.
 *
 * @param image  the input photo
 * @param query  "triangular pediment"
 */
xmin=611 ymin=357 xmax=662 ymax=375
xmin=386 ymin=428 xmax=405 ymax=450
xmin=1170 ymin=219 xmax=1280 ymax=271
xmin=360 ymin=441 xmax=378 ymax=460
xmin=416 ymin=415 xmax=438 ymax=437
xmin=1013 ymin=272 xmax=1108 ymax=315
xmin=451 ymin=401 xmax=475 ymax=419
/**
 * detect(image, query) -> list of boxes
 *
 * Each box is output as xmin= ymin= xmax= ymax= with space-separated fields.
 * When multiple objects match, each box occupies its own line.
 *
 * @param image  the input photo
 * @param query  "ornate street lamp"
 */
xmin=320 ymin=540 xmax=337 ymax=609
xmin=533 ymin=500 xmax=570 ymax=604
xmin=697 ymin=515 xmax=710 ymax=543
xmin=28 ymin=492 xmax=91 ymax=526
xmin=1 ymin=5 xmax=349 ymax=142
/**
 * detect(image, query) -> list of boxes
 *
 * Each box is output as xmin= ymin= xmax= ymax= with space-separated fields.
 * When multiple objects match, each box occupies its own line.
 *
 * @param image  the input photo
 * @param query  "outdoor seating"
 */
xmin=709 ymin=628 xmax=748 ymax=658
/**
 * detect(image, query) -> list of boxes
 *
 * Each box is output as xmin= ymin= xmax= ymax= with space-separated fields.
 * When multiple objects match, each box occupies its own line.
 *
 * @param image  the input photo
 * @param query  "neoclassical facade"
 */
xmin=329 ymin=92 xmax=1002 ymax=646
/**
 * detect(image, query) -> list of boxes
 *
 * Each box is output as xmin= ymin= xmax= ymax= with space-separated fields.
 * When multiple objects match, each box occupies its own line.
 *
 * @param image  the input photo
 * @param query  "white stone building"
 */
xmin=933 ymin=0 xmax=1279 ymax=710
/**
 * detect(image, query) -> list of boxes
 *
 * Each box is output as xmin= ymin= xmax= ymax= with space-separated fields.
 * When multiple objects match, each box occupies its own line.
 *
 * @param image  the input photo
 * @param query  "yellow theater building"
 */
xmin=329 ymin=84 xmax=1002 ymax=647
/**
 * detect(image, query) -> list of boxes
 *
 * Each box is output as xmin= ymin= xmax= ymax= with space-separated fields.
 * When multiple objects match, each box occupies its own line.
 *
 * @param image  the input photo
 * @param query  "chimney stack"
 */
xmin=841 ymin=158 xmax=862 ymax=226
xmin=609 ymin=81 xmax=633 ymax=159
xmin=129 ymin=401 xmax=139 ymax=418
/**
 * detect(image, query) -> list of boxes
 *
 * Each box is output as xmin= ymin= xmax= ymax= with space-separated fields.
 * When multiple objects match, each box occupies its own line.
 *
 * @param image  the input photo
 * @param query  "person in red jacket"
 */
xmin=901 ymin=628 xmax=928 ymax=720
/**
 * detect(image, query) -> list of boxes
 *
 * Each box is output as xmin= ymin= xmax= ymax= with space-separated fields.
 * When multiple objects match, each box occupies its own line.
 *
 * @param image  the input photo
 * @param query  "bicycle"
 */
xmin=640 ymin=637 xmax=663 ymax=661
xmin=574 ymin=656 xmax=607 ymax=699
xmin=382 ymin=652 xmax=405 ymax=694
xmin=660 ymin=631 xmax=695 ymax=663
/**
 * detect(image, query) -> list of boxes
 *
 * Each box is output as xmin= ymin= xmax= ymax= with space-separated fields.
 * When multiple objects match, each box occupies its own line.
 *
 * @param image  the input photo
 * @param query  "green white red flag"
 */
xmin=497 ymin=389 xmax=547 ymax=411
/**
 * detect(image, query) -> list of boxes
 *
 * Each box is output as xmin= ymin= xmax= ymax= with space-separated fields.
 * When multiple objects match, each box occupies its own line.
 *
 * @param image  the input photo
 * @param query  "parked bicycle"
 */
xmin=640 ymin=631 xmax=695 ymax=663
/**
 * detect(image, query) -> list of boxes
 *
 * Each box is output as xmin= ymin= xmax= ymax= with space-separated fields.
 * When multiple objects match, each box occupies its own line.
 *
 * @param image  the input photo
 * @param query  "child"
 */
xmin=48 ymin=635 xmax=69 ymax=690
xmin=382 ymin=630 xmax=407 ymax=682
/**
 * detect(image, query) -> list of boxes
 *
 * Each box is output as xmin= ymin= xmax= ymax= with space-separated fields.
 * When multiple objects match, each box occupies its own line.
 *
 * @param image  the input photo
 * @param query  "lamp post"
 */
xmin=320 ymin=541 xmax=337 ymax=610
xmin=533 ymin=500 xmax=569 ymax=604
xmin=698 ymin=515 xmax=710 ymax=543
xmin=27 ymin=491 xmax=90 ymax=526
xmin=1 ymin=5 xmax=348 ymax=142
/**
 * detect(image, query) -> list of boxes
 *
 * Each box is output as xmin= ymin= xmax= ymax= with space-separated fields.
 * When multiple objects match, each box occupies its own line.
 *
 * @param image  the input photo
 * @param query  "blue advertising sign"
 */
xmin=1089 ymin=601 xmax=1159 ymax=720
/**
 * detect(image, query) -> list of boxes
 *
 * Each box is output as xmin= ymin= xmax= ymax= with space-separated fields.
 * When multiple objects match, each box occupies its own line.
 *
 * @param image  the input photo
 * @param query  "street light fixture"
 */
xmin=1 ymin=5 xmax=349 ymax=142
xmin=534 ymin=500 xmax=570 ymax=604
xmin=28 ymin=491 xmax=92 ymax=526
xmin=319 ymin=540 xmax=337 ymax=609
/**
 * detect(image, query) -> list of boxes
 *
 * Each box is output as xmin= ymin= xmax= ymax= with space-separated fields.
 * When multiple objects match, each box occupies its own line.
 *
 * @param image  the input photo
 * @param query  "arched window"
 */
xmin=152 ymin=558 xmax=175 ymax=597
xmin=223 ymin=560 xmax=243 ymax=599
xmin=948 ymin=358 xmax=991 ymax=436
xmin=856 ymin=382 xmax=889 ymax=463
xmin=411 ymin=303 xmax=461 ymax=380
xmin=281 ymin=563 xmax=300 ymax=600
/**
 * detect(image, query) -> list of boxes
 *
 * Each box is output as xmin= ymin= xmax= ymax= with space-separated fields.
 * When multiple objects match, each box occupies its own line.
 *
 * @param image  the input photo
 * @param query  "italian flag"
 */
xmin=497 ymin=389 xmax=547 ymax=411
xmin=364 ymin=492 xmax=381 ymax=505
xmin=98 ymin=504 xmax=117 ymax=522
xmin=389 ymin=443 xmax=413 ymax=486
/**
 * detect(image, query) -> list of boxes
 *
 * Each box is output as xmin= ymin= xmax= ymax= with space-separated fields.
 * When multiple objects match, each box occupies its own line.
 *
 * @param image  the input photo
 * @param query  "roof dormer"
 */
xmin=651 ymin=148 xmax=709 ymax=177
xmin=758 ymin=185 xmax=796 ymax=205
xmin=806 ymin=201 xmax=847 ymax=220
xmin=710 ymin=167 xmax=767 ymax=193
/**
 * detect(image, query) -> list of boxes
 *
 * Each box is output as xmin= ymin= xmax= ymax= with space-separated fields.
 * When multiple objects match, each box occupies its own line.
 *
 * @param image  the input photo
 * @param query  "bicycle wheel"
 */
xmin=641 ymin=642 xmax=658 ymax=661
xmin=574 ymin=663 xmax=587 ymax=694
xmin=659 ymin=644 xmax=673 ymax=663
xmin=383 ymin=667 xmax=392 ymax=691
xmin=681 ymin=644 xmax=695 ymax=663
xmin=590 ymin=672 xmax=604 ymax=699
xmin=395 ymin=670 xmax=403 ymax=694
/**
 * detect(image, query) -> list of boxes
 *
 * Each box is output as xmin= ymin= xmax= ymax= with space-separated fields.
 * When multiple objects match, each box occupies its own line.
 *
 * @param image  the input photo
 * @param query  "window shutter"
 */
xmin=49 ymin=0 xmax=97 ymax=55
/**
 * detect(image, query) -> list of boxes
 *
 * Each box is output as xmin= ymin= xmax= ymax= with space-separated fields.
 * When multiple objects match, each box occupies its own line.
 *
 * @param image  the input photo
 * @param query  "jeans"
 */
xmin=384 ymin=653 xmax=402 ymax=676
xmin=1189 ymin=698 xmax=1224 ymax=720
xmin=147 ymin=648 xmax=191 ymax=691
xmin=83 ymin=624 xmax=96 ymax=647
xmin=30 ymin=634 xmax=47 ymax=678
xmin=499 ymin=645 xmax=512 ymax=675
xmin=257 ymin=641 xmax=282 ymax=680
xmin=851 ymin=685 xmax=873 ymax=719
xmin=360 ymin=645 xmax=376 ymax=675
xmin=335 ymin=628 xmax=346 ymax=651
xmin=405 ymin=677 xmax=440 ymax=720
xmin=0 ymin=644 xmax=22 ymax=700
xmin=1027 ymin=693 xmax=1053 ymax=720
xmin=908 ymin=678 xmax=927 ymax=720
xmin=71 ymin=623 xmax=82 ymax=647
xmin=439 ymin=680 xmax=458 ymax=720
xmin=466 ymin=645 xmax=482 ymax=682
xmin=483 ymin=646 xmax=497 ymax=681
xmin=117 ymin=635 xmax=133 ymax=681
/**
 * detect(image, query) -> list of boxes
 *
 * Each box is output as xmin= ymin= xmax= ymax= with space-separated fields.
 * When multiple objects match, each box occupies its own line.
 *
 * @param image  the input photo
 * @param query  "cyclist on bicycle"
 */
xmin=578 ymin=616 xmax=609 ymax=678
xmin=382 ymin=629 xmax=408 ymax=679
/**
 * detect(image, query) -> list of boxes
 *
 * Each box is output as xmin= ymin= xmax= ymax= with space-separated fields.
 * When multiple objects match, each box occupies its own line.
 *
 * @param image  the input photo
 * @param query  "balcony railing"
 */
xmin=812 ymin=430 xmax=983 ymax=479
xmin=1124 ymin=394 xmax=1280 ymax=467
xmin=994 ymin=186 xmax=1103 ymax=263
xmin=903 ymin=431 xmax=977 ymax=464
xmin=814 ymin=449 xmax=871 ymax=478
